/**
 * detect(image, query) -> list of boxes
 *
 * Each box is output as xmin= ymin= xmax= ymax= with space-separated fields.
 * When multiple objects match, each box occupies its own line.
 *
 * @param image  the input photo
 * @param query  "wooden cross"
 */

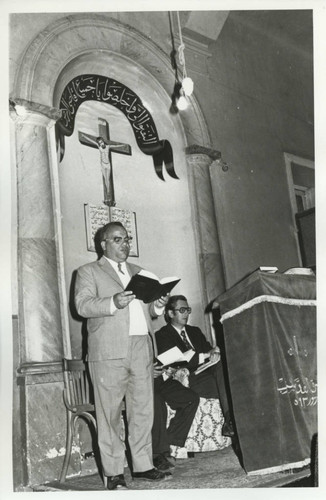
xmin=78 ymin=118 xmax=132 ymax=206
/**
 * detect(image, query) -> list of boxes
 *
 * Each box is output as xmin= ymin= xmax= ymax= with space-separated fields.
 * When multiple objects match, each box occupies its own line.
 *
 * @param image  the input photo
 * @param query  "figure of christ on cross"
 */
xmin=79 ymin=118 xmax=132 ymax=206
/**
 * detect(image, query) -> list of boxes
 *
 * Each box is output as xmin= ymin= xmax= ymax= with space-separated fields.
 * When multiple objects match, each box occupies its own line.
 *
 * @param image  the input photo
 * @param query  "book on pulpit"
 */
xmin=125 ymin=270 xmax=180 ymax=303
xmin=259 ymin=266 xmax=278 ymax=273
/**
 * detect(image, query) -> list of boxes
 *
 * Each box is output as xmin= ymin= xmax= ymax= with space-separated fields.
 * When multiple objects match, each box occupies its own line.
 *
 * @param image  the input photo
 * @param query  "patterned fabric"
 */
xmin=167 ymin=397 xmax=231 ymax=459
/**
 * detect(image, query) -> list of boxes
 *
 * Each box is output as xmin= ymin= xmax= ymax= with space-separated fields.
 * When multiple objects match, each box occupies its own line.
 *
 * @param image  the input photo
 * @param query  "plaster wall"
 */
xmin=193 ymin=11 xmax=314 ymax=287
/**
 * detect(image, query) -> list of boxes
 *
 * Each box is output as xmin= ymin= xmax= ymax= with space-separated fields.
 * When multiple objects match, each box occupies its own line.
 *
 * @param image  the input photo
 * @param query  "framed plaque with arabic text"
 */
xmin=84 ymin=204 xmax=139 ymax=257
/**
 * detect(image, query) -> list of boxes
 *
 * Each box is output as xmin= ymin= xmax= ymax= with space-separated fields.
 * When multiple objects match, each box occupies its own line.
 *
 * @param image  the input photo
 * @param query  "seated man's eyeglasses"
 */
xmin=173 ymin=307 xmax=192 ymax=314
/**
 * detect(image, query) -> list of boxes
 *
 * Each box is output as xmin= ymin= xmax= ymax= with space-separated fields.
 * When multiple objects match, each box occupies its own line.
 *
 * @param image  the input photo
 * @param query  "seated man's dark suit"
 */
xmin=152 ymin=323 xmax=228 ymax=455
xmin=157 ymin=323 xmax=222 ymax=398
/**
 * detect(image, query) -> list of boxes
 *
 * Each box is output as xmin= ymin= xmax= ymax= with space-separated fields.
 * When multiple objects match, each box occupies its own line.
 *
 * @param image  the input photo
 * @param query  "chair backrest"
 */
xmin=62 ymin=358 xmax=95 ymax=414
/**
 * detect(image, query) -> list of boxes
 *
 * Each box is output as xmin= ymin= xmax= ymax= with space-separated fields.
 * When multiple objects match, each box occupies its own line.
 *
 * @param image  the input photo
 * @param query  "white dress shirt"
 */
xmin=172 ymin=325 xmax=205 ymax=365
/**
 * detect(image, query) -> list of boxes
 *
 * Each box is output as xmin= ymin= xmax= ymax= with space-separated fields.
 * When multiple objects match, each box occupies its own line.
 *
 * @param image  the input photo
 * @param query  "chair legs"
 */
xmin=60 ymin=411 xmax=101 ymax=484
xmin=59 ymin=411 xmax=75 ymax=483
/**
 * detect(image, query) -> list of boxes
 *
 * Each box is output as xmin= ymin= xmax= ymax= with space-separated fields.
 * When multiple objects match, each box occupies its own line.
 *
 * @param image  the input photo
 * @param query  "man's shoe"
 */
xmin=163 ymin=454 xmax=176 ymax=469
xmin=132 ymin=468 xmax=172 ymax=481
xmin=107 ymin=474 xmax=128 ymax=490
xmin=222 ymin=419 xmax=235 ymax=438
xmin=153 ymin=454 xmax=175 ymax=472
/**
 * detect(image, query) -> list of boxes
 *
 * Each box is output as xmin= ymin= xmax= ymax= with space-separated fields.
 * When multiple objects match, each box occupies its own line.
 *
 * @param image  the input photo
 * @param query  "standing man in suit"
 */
xmin=152 ymin=295 xmax=234 ymax=469
xmin=75 ymin=221 xmax=170 ymax=490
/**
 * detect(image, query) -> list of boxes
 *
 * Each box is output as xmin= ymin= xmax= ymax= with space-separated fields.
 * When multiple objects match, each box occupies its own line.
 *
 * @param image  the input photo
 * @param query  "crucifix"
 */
xmin=79 ymin=118 xmax=132 ymax=206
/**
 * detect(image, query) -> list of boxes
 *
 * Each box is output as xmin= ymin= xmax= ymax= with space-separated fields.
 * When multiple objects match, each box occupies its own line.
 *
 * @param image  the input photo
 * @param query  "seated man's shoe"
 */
xmin=132 ymin=468 xmax=172 ymax=481
xmin=163 ymin=453 xmax=176 ymax=469
xmin=153 ymin=454 xmax=175 ymax=472
xmin=222 ymin=419 xmax=235 ymax=438
xmin=107 ymin=474 xmax=128 ymax=490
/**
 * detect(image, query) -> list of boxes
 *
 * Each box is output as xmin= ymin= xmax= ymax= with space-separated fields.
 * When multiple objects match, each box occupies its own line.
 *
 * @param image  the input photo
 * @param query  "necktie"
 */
xmin=180 ymin=330 xmax=192 ymax=350
xmin=118 ymin=263 xmax=124 ymax=274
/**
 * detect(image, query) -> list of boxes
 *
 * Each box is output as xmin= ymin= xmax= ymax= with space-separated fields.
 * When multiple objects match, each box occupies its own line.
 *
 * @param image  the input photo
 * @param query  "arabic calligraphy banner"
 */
xmin=218 ymin=270 xmax=317 ymax=475
xmin=55 ymin=74 xmax=178 ymax=180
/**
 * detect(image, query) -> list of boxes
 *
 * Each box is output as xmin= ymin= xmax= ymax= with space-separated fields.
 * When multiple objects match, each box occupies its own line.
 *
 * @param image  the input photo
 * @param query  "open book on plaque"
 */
xmin=125 ymin=270 xmax=180 ymax=303
xmin=156 ymin=346 xmax=195 ymax=368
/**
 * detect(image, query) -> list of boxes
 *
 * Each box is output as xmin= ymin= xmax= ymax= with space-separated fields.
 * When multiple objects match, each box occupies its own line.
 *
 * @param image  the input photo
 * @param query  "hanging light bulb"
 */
xmin=182 ymin=76 xmax=194 ymax=96
xmin=14 ymin=104 xmax=27 ymax=116
xmin=176 ymin=94 xmax=188 ymax=110
xmin=174 ymin=11 xmax=194 ymax=111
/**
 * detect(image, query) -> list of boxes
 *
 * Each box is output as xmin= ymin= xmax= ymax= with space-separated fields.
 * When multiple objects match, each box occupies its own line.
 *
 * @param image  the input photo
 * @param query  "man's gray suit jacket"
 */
xmin=75 ymin=256 xmax=157 ymax=361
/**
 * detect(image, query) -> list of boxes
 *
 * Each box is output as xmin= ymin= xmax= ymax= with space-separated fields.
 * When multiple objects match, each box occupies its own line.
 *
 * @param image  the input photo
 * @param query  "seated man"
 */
xmin=152 ymin=295 xmax=234 ymax=470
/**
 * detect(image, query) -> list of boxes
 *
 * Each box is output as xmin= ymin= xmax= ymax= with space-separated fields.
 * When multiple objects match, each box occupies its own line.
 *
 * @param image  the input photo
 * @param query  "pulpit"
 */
xmin=217 ymin=270 xmax=317 ymax=475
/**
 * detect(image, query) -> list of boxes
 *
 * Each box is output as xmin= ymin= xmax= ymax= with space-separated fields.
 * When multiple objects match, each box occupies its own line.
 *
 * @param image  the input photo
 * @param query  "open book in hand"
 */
xmin=125 ymin=270 xmax=180 ymax=303
xmin=156 ymin=346 xmax=195 ymax=368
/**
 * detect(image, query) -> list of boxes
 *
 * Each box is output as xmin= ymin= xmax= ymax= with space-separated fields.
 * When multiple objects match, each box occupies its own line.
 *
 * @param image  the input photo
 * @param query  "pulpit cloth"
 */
xmin=218 ymin=270 xmax=317 ymax=475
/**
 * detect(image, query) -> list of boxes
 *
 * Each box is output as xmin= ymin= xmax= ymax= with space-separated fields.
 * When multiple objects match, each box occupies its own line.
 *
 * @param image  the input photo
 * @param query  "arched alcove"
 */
xmin=51 ymin=51 xmax=203 ymax=357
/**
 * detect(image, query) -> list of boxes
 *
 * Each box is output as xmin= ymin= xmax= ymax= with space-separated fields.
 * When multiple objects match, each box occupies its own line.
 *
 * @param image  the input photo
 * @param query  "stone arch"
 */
xmin=12 ymin=13 xmax=211 ymax=148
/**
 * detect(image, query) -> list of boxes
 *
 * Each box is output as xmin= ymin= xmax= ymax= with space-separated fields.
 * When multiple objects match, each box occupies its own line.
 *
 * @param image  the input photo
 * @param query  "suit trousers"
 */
xmin=152 ymin=376 xmax=200 ymax=453
xmin=89 ymin=335 xmax=154 ymax=476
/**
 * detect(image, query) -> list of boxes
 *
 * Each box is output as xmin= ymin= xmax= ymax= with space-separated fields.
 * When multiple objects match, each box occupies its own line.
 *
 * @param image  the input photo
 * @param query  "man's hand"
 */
xmin=154 ymin=294 xmax=169 ymax=309
xmin=163 ymin=366 xmax=177 ymax=378
xmin=153 ymin=361 xmax=164 ymax=378
xmin=209 ymin=348 xmax=220 ymax=363
xmin=113 ymin=291 xmax=135 ymax=309
xmin=172 ymin=368 xmax=190 ymax=387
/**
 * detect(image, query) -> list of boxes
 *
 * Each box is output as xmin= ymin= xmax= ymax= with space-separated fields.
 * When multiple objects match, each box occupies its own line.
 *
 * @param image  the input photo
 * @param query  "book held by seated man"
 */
xmin=156 ymin=346 xmax=195 ymax=368
xmin=125 ymin=270 xmax=180 ymax=303
xmin=194 ymin=357 xmax=220 ymax=375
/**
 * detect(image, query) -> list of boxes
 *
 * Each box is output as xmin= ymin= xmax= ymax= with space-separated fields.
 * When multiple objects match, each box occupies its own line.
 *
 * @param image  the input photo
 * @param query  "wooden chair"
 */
xmin=60 ymin=358 xmax=97 ymax=483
